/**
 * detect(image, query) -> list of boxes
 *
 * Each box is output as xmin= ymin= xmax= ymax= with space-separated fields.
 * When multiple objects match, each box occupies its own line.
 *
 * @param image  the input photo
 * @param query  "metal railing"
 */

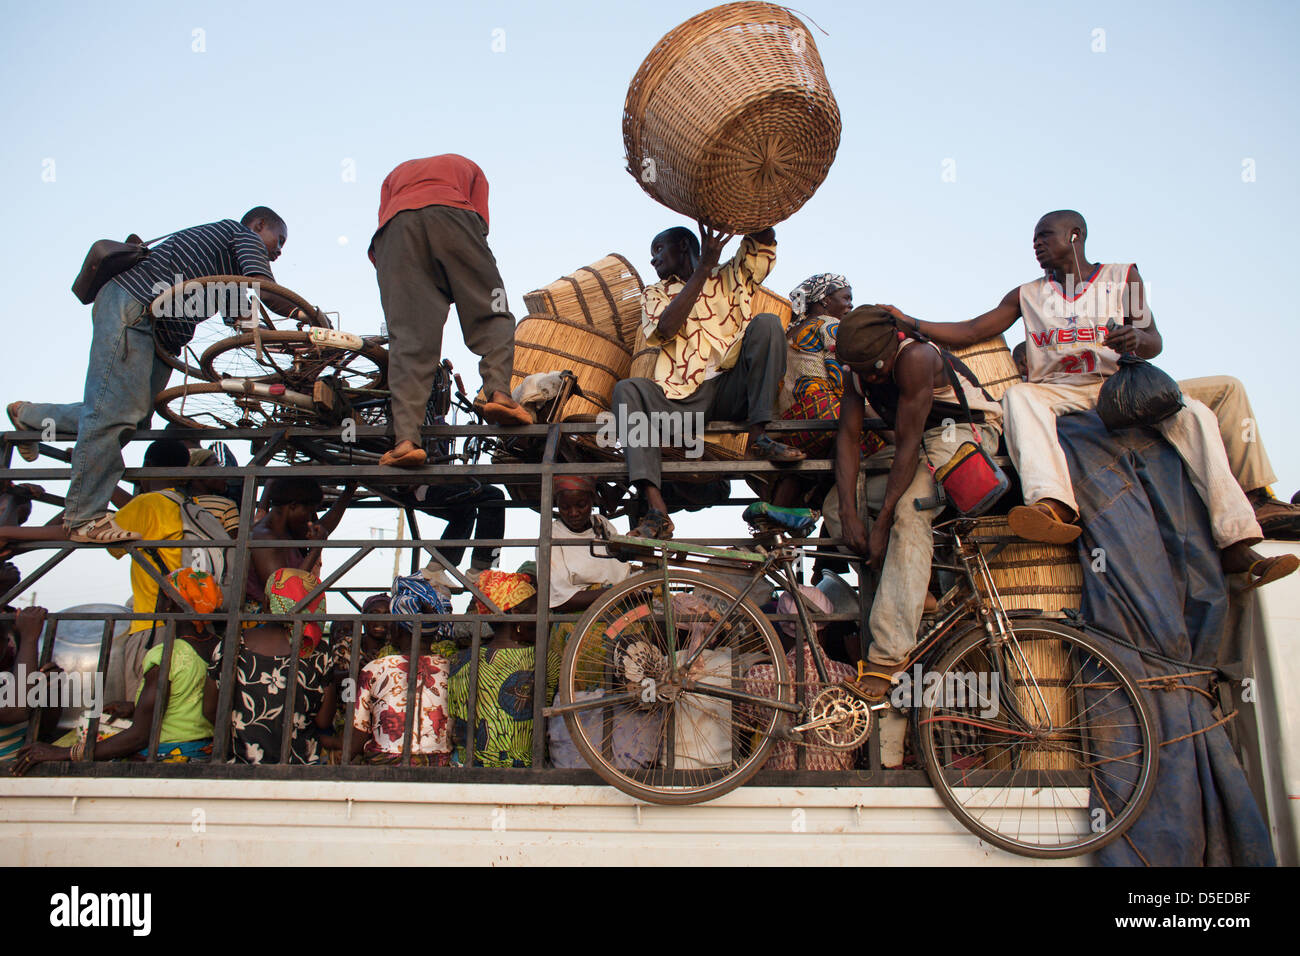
xmin=1 ymin=417 xmax=929 ymax=786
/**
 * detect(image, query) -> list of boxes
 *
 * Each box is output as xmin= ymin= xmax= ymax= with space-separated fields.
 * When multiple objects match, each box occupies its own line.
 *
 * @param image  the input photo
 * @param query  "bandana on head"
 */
xmin=265 ymin=567 xmax=325 ymax=655
xmin=167 ymin=568 xmax=223 ymax=632
xmin=390 ymin=574 xmax=452 ymax=641
xmin=789 ymin=274 xmax=850 ymax=321
xmin=472 ymin=569 xmax=537 ymax=615
xmin=555 ymin=474 xmax=597 ymax=496
xmin=776 ymin=585 xmax=833 ymax=640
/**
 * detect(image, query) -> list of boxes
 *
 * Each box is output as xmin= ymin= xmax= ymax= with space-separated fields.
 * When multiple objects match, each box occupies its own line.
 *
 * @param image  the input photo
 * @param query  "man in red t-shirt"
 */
xmin=370 ymin=154 xmax=531 ymax=467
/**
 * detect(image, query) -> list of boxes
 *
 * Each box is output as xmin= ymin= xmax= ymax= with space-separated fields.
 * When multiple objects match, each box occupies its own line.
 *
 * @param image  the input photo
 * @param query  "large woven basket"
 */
xmin=628 ymin=283 xmax=791 ymax=379
xmin=968 ymin=515 xmax=1082 ymax=771
xmin=523 ymin=254 xmax=646 ymax=350
xmin=511 ymin=315 xmax=632 ymax=419
xmin=950 ymin=335 xmax=1020 ymax=401
xmin=623 ymin=2 xmax=841 ymax=232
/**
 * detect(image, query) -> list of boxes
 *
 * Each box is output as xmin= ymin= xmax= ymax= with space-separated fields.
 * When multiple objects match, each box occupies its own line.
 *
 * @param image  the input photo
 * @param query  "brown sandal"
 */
xmin=69 ymin=515 xmax=142 ymax=545
xmin=6 ymin=402 xmax=38 ymax=463
xmin=1245 ymin=554 xmax=1299 ymax=591
xmin=1008 ymin=502 xmax=1081 ymax=544
xmin=628 ymin=508 xmax=674 ymax=541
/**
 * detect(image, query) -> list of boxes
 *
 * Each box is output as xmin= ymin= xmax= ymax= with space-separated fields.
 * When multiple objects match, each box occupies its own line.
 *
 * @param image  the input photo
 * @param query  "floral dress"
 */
xmin=353 ymin=654 xmax=453 ymax=765
xmin=210 ymin=641 xmax=331 ymax=765
xmin=779 ymin=314 xmax=886 ymax=459
xmin=448 ymin=645 xmax=560 ymax=768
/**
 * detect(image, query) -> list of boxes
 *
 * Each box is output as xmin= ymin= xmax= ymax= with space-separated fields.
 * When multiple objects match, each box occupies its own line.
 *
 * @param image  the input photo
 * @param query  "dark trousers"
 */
xmin=373 ymin=205 xmax=516 ymax=444
xmin=611 ymin=312 xmax=785 ymax=489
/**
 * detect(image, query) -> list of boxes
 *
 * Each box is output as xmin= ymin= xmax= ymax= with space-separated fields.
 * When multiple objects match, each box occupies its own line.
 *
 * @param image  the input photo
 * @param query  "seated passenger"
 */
xmin=11 ymin=569 xmax=223 ymax=771
xmin=351 ymin=575 xmax=456 ymax=766
xmin=611 ymin=223 xmax=803 ymax=540
xmin=215 ymin=568 xmax=336 ymax=765
xmin=0 ymin=602 xmax=49 ymax=762
xmin=247 ymin=477 xmax=353 ymax=616
xmin=828 ymin=307 xmax=1003 ymax=701
xmin=743 ymin=586 xmax=858 ymax=770
xmin=448 ymin=569 xmax=557 ymax=767
xmin=894 ymin=209 xmax=1297 ymax=586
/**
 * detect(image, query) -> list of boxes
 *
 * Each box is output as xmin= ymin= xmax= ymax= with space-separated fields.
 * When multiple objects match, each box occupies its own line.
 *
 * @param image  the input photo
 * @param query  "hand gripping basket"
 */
xmin=623 ymin=2 xmax=841 ymax=233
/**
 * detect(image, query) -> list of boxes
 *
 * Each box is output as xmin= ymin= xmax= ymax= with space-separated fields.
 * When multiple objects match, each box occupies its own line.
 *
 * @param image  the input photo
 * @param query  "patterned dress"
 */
xmin=211 ymin=641 xmax=332 ymax=765
xmin=353 ymin=654 xmax=453 ymax=764
xmin=780 ymin=314 xmax=886 ymax=459
xmin=448 ymin=645 xmax=560 ymax=768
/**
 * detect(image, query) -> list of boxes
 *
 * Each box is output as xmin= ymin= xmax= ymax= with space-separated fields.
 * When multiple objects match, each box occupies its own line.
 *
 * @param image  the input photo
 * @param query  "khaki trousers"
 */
xmin=373 ymin=205 xmax=516 ymax=444
xmin=824 ymin=420 xmax=1002 ymax=667
xmin=1177 ymin=375 xmax=1275 ymax=493
xmin=1002 ymin=380 xmax=1261 ymax=549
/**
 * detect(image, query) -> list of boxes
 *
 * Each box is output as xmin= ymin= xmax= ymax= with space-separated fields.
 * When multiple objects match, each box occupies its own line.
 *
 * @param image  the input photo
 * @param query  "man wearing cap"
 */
xmin=830 ymin=307 xmax=1002 ymax=701
xmin=612 ymin=223 xmax=804 ymax=540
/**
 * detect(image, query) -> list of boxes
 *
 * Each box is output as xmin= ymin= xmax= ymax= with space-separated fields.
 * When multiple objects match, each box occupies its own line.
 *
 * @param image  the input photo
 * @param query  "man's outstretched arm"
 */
xmin=881 ymin=288 xmax=1022 ymax=349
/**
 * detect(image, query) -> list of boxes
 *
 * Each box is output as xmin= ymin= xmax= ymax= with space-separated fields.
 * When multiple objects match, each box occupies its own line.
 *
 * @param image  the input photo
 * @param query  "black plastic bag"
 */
xmin=1097 ymin=353 xmax=1184 ymax=431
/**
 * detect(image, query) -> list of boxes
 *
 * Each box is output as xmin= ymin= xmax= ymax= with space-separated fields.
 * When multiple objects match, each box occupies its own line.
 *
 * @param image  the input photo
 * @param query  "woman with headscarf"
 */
xmin=350 ymin=574 xmax=457 ymax=765
xmin=11 ymin=568 xmax=223 ymax=772
xmin=771 ymin=274 xmax=887 ymax=507
xmin=215 ymin=567 xmax=337 ymax=765
xmin=448 ymin=568 xmax=559 ymax=768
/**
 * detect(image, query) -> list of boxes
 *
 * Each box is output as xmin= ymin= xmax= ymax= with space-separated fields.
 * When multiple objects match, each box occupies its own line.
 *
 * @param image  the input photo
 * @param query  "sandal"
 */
xmin=750 ymin=435 xmax=806 ymax=464
xmin=841 ymin=668 xmax=899 ymax=704
xmin=68 ymin=515 xmax=142 ymax=545
xmin=378 ymin=440 xmax=427 ymax=468
xmin=1008 ymin=502 xmax=1081 ymax=544
xmin=473 ymin=390 xmax=534 ymax=427
xmin=1244 ymin=553 xmax=1299 ymax=591
xmin=628 ymin=508 xmax=674 ymax=541
xmin=6 ymin=402 xmax=38 ymax=463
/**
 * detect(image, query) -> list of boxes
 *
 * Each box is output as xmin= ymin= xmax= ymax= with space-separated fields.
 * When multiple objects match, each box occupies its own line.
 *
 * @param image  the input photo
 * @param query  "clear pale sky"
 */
xmin=2 ymin=0 xmax=1297 ymax=612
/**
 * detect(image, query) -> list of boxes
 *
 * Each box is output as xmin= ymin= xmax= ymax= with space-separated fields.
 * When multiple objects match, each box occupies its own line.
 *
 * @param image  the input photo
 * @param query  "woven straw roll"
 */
xmin=751 ymin=285 xmax=793 ymax=330
xmin=624 ymin=2 xmax=841 ymax=233
xmin=950 ymin=335 xmax=1021 ymax=401
xmin=523 ymin=254 xmax=646 ymax=350
xmin=968 ymin=515 xmax=1081 ymax=771
xmin=511 ymin=315 xmax=632 ymax=419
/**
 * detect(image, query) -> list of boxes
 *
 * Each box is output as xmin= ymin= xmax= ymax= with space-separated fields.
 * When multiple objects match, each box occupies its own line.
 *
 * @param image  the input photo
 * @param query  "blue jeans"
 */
xmin=39 ymin=282 xmax=173 ymax=527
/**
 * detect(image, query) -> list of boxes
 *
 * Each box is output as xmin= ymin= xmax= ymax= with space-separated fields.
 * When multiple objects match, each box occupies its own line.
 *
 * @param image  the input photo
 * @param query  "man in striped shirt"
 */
xmin=8 ymin=208 xmax=295 ymax=544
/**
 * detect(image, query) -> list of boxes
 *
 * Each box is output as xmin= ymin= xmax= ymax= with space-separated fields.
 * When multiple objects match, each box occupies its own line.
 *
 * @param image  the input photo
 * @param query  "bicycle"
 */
xmin=546 ymin=505 xmax=1158 ymax=859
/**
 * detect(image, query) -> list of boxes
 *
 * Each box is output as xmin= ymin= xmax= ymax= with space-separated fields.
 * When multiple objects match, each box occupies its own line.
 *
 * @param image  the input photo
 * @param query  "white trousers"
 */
xmin=1002 ymin=380 xmax=1262 ymax=549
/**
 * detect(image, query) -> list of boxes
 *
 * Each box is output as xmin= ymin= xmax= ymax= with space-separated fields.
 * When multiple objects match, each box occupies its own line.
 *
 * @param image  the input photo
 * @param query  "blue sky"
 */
xmin=2 ymin=0 xmax=1297 ymax=610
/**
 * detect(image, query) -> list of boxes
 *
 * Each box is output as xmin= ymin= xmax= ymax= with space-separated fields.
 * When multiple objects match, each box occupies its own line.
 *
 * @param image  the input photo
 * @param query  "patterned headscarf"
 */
xmin=472 ymin=569 xmax=537 ymax=614
xmin=789 ymin=273 xmax=850 ymax=321
xmin=166 ymin=568 xmax=223 ymax=633
xmin=265 ymin=567 xmax=325 ymax=655
xmin=390 ymin=573 xmax=453 ymax=642
xmin=776 ymin=585 xmax=833 ymax=640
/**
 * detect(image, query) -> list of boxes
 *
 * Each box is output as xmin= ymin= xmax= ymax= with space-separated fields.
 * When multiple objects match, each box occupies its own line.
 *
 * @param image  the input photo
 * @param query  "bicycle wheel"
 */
xmin=150 ymin=275 xmax=327 ymax=379
xmin=200 ymin=328 xmax=387 ymax=390
xmin=154 ymin=380 xmax=325 ymax=430
xmin=558 ymin=568 xmax=791 ymax=805
xmin=916 ymin=618 xmax=1157 ymax=858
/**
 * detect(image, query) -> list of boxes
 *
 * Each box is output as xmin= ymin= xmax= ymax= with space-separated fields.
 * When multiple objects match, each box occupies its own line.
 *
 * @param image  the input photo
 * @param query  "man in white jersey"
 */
xmin=884 ymin=210 xmax=1297 ymax=589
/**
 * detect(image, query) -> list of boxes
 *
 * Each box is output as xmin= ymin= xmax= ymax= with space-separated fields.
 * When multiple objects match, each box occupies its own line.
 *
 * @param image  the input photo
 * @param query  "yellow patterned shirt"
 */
xmin=641 ymin=237 xmax=777 ymax=400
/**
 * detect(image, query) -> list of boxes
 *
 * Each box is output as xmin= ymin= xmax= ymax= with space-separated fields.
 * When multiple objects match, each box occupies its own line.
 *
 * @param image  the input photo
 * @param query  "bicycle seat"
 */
xmin=743 ymin=502 xmax=818 ymax=537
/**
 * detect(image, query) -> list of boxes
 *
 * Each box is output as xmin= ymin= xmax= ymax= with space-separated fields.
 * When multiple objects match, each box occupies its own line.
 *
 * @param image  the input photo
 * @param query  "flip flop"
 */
xmin=1245 ymin=554 xmax=1300 ymax=591
xmin=1008 ymin=503 xmax=1082 ymax=544
xmin=378 ymin=441 xmax=428 ymax=468
xmin=6 ymin=402 xmax=38 ymax=463
xmin=474 ymin=392 xmax=534 ymax=427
